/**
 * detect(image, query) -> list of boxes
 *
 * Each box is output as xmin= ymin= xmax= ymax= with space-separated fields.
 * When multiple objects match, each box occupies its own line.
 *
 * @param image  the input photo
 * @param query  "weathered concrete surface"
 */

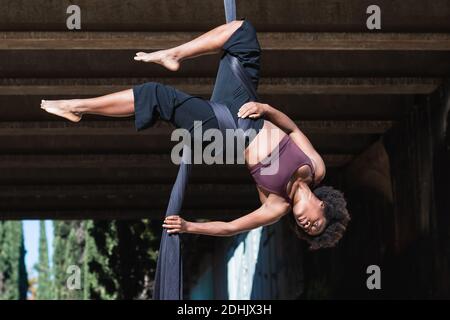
xmin=0 ymin=153 xmax=350 ymax=185
xmin=2 ymin=32 xmax=450 ymax=50
xmin=0 ymin=183 xmax=260 ymax=218
xmin=0 ymin=94 xmax=415 ymax=121
xmin=1 ymin=0 xmax=449 ymax=31
xmin=0 ymin=128 xmax=377 ymax=154
xmin=1 ymin=49 xmax=449 ymax=77
xmin=0 ymin=78 xmax=440 ymax=97
xmin=0 ymin=0 xmax=448 ymax=221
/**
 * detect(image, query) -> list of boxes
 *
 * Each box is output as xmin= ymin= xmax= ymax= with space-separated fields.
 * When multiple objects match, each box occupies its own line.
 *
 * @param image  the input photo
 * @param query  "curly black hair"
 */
xmin=291 ymin=185 xmax=350 ymax=250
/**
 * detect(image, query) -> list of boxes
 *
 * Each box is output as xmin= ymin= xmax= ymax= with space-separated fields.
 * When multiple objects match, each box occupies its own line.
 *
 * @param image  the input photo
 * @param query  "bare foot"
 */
xmin=134 ymin=50 xmax=180 ymax=71
xmin=40 ymin=99 xmax=83 ymax=122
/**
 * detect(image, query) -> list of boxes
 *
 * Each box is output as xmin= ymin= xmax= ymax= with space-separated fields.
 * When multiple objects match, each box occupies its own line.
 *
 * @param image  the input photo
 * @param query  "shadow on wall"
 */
xmin=187 ymin=80 xmax=450 ymax=300
xmin=301 ymin=80 xmax=450 ymax=299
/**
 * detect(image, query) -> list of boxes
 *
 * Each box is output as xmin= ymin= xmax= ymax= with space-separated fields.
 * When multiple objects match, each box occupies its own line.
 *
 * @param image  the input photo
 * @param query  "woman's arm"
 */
xmin=238 ymin=102 xmax=326 ymax=184
xmin=163 ymin=200 xmax=290 ymax=236
xmin=238 ymin=102 xmax=318 ymax=155
xmin=238 ymin=102 xmax=298 ymax=135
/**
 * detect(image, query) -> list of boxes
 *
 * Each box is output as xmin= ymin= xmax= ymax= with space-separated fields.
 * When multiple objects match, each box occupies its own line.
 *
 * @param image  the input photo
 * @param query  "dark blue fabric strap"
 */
xmin=154 ymin=0 xmax=264 ymax=300
xmin=209 ymin=101 xmax=237 ymax=132
xmin=208 ymin=101 xmax=238 ymax=160
xmin=225 ymin=54 xmax=260 ymax=132
xmin=153 ymin=102 xmax=240 ymax=300
xmin=153 ymin=102 xmax=246 ymax=300
xmin=153 ymin=144 xmax=191 ymax=300
xmin=224 ymin=0 xmax=236 ymax=23
xmin=225 ymin=54 xmax=258 ymax=101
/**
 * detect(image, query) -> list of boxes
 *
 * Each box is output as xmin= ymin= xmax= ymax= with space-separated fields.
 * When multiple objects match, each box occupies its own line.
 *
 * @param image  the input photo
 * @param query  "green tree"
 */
xmin=52 ymin=221 xmax=85 ymax=300
xmin=36 ymin=221 xmax=52 ymax=299
xmin=52 ymin=219 xmax=159 ymax=300
xmin=84 ymin=220 xmax=159 ymax=299
xmin=52 ymin=220 xmax=66 ymax=299
xmin=83 ymin=220 xmax=119 ymax=300
xmin=0 ymin=221 xmax=28 ymax=300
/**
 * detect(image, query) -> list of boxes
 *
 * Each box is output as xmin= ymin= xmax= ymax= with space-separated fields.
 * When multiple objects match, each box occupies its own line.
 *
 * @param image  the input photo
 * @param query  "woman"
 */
xmin=41 ymin=18 xmax=350 ymax=250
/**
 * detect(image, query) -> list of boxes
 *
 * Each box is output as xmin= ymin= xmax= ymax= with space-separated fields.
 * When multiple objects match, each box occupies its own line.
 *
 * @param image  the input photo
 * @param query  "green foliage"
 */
xmin=83 ymin=220 xmax=119 ymax=300
xmin=0 ymin=221 xmax=28 ymax=300
xmin=36 ymin=221 xmax=52 ymax=299
xmin=84 ymin=219 xmax=159 ymax=299
xmin=52 ymin=221 xmax=86 ymax=300
xmin=1 ymin=219 xmax=159 ymax=300
xmin=52 ymin=219 xmax=159 ymax=300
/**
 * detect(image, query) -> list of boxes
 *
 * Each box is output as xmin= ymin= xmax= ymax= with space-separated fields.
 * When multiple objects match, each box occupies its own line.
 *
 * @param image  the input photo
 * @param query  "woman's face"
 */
xmin=292 ymin=183 xmax=327 ymax=236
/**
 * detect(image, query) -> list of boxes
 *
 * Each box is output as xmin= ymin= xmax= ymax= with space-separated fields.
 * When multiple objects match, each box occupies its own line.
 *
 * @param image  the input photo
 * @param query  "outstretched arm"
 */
xmin=163 ymin=200 xmax=290 ymax=236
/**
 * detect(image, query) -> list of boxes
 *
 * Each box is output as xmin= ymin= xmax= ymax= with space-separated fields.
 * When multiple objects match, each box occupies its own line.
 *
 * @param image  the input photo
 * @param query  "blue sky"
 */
xmin=23 ymin=220 xmax=54 ymax=278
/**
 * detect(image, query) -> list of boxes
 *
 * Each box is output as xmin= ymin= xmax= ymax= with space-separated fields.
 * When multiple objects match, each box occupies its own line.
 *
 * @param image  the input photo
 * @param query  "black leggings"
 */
xmin=132 ymin=18 xmax=264 ymax=137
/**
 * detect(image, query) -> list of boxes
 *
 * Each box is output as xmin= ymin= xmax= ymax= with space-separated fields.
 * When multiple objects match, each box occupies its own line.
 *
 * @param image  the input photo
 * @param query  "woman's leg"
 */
xmin=41 ymin=20 xmax=245 ymax=122
xmin=40 ymin=89 xmax=134 ymax=122
xmin=134 ymin=20 xmax=244 ymax=71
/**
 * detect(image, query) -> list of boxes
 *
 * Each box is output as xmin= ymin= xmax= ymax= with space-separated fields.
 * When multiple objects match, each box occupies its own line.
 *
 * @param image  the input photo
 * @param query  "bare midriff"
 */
xmin=244 ymin=120 xmax=287 ymax=167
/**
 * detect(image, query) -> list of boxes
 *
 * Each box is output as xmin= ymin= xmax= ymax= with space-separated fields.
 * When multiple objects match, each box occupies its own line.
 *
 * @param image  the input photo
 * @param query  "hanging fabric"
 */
xmin=153 ymin=0 xmax=260 ymax=300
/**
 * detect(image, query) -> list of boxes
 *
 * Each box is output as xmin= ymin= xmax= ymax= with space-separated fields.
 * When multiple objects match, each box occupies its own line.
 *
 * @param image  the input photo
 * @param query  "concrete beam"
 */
xmin=0 ymin=78 xmax=441 ymax=96
xmin=0 ymin=119 xmax=383 ymax=154
xmin=0 ymin=130 xmax=377 ymax=154
xmin=2 ymin=31 xmax=449 ymax=78
xmin=0 ymin=0 xmax=449 ymax=32
xmin=0 ymin=94 xmax=414 ymax=121
xmin=0 ymin=154 xmax=353 ymax=185
xmin=0 ymin=183 xmax=261 ymax=213
xmin=0 ymin=208 xmax=249 ymax=220
xmin=0 ymin=120 xmax=394 ymax=134
xmin=1 ymin=50 xmax=449 ymax=77
xmin=2 ymin=32 xmax=450 ymax=51
xmin=263 ymin=94 xmax=414 ymax=121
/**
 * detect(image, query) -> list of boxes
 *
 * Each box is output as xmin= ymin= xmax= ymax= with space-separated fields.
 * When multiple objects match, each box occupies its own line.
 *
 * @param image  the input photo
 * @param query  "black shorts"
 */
xmin=133 ymin=18 xmax=264 ymax=138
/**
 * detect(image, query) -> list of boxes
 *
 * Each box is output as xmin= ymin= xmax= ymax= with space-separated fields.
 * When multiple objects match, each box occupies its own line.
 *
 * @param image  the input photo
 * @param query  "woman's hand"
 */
xmin=237 ymin=102 xmax=267 ymax=119
xmin=163 ymin=215 xmax=189 ymax=234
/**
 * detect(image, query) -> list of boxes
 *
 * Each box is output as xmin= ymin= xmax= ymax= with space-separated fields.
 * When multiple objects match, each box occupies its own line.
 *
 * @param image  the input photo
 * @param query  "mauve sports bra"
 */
xmin=249 ymin=135 xmax=315 ymax=202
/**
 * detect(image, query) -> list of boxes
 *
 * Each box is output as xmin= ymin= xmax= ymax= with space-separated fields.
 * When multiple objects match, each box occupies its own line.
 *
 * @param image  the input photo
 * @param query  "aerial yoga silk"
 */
xmin=153 ymin=0 xmax=259 ymax=300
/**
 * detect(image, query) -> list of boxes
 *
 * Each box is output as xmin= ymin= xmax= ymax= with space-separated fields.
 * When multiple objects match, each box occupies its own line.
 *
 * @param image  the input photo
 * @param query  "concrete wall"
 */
xmin=186 ymin=80 xmax=450 ymax=299
xmin=186 ymin=218 xmax=305 ymax=300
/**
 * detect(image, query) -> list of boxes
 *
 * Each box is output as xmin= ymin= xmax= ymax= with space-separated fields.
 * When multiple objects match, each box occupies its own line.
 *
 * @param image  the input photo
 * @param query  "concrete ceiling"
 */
xmin=0 ymin=0 xmax=449 ymax=219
